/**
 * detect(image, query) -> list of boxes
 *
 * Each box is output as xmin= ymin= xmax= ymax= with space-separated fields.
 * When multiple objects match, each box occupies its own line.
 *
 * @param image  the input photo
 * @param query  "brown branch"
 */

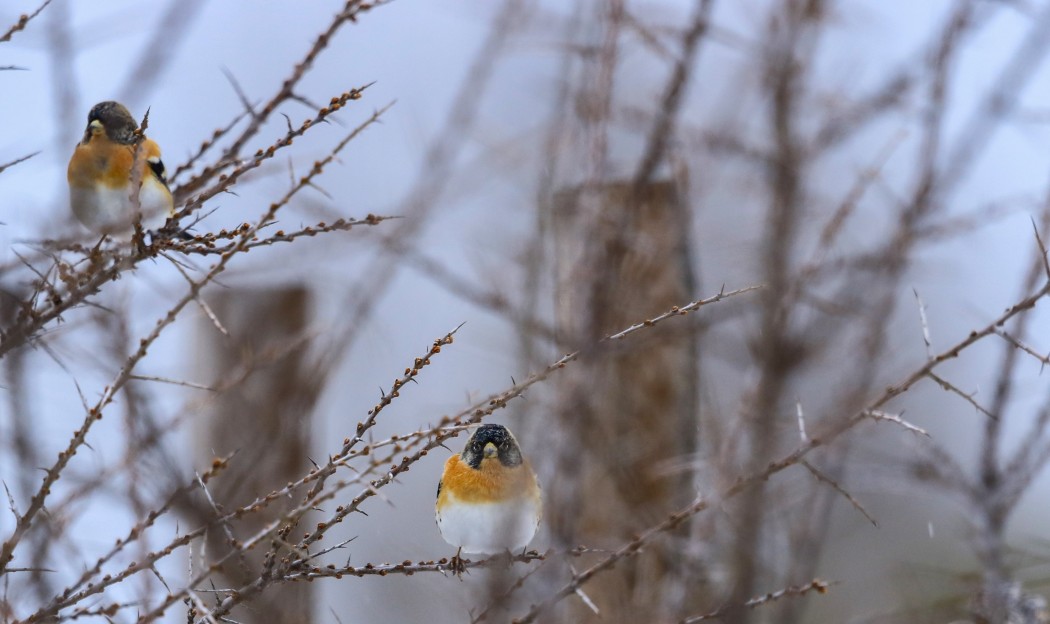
xmin=515 ymin=277 xmax=1050 ymax=621
xmin=926 ymin=371 xmax=995 ymax=419
xmin=0 ymin=0 xmax=52 ymax=43
xmin=173 ymin=84 xmax=376 ymax=220
xmin=172 ymin=0 xmax=384 ymax=202
xmin=25 ymin=455 xmax=233 ymax=622
xmin=3 ymin=100 xmax=391 ymax=584
xmin=631 ymin=0 xmax=714 ymax=188
xmin=800 ymin=460 xmax=877 ymax=527
xmin=278 ymin=550 xmax=546 ymax=581
xmin=124 ymin=285 xmax=758 ymax=623
xmin=0 ymin=152 xmax=39 ymax=176
xmin=167 ymin=109 xmax=251 ymax=185
xmin=0 ymin=88 xmax=383 ymax=362
xmin=679 ymin=579 xmax=831 ymax=622
xmin=163 ymin=214 xmax=393 ymax=256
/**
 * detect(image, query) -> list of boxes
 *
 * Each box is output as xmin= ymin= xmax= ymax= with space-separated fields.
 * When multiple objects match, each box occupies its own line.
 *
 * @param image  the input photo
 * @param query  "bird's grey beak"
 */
xmin=483 ymin=442 xmax=498 ymax=458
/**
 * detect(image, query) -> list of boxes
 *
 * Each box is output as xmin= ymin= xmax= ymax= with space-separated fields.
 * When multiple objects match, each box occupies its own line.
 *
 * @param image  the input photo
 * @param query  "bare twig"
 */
xmin=679 ymin=579 xmax=831 ymax=622
xmin=0 ymin=152 xmax=39 ymax=176
xmin=0 ymin=0 xmax=52 ymax=43
xmin=800 ymin=460 xmax=877 ymax=527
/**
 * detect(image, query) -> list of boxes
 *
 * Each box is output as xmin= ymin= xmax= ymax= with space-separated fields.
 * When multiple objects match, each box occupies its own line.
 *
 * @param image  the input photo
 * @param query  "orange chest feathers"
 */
xmin=68 ymin=139 xmax=162 ymax=189
xmin=438 ymin=454 xmax=538 ymax=505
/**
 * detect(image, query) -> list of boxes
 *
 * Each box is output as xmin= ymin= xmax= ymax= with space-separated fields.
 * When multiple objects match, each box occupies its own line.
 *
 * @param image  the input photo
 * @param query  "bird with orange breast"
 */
xmin=436 ymin=424 xmax=542 ymax=568
xmin=67 ymin=101 xmax=174 ymax=234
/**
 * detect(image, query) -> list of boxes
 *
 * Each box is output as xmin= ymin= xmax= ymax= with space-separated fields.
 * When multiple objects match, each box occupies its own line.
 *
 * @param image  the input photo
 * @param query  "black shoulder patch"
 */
xmin=148 ymin=158 xmax=169 ymax=187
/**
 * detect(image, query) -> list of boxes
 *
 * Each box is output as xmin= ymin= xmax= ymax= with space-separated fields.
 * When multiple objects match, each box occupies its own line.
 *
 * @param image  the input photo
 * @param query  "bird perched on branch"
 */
xmin=67 ymin=101 xmax=174 ymax=234
xmin=436 ymin=423 xmax=542 ymax=568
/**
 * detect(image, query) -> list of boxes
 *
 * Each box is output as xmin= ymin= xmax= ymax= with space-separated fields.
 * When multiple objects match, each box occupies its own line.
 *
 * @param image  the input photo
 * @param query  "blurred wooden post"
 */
xmin=196 ymin=286 xmax=314 ymax=624
xmin=551 ymin=180 xmax=699 ymax=621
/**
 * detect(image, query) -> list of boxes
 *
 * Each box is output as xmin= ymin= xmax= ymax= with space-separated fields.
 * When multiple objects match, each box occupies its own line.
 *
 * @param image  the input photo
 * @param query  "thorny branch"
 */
xmin=511 ymin=265 xmax=1050 ymax=621
xmin=172 ymin=0 xmax=384 ymax=202
xmin=0 ymin=84 xmax=380 ymax=360
xmin=2 ymin=75 xmax=392 ymax=602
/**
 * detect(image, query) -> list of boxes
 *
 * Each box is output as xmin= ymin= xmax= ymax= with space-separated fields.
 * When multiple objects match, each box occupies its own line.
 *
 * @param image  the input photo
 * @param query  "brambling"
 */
xmin=436 ymin=424 xmax=542 ymax=561
xmin=67 ymin=101 xmax=174 ymax=234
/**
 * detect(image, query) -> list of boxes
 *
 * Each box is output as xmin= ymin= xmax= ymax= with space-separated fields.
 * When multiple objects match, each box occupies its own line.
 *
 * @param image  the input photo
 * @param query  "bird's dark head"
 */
xmin=84 ymin=101 xmax=138 ymax=145
xmin=461 ymin=424 xmax=524 ymax=469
